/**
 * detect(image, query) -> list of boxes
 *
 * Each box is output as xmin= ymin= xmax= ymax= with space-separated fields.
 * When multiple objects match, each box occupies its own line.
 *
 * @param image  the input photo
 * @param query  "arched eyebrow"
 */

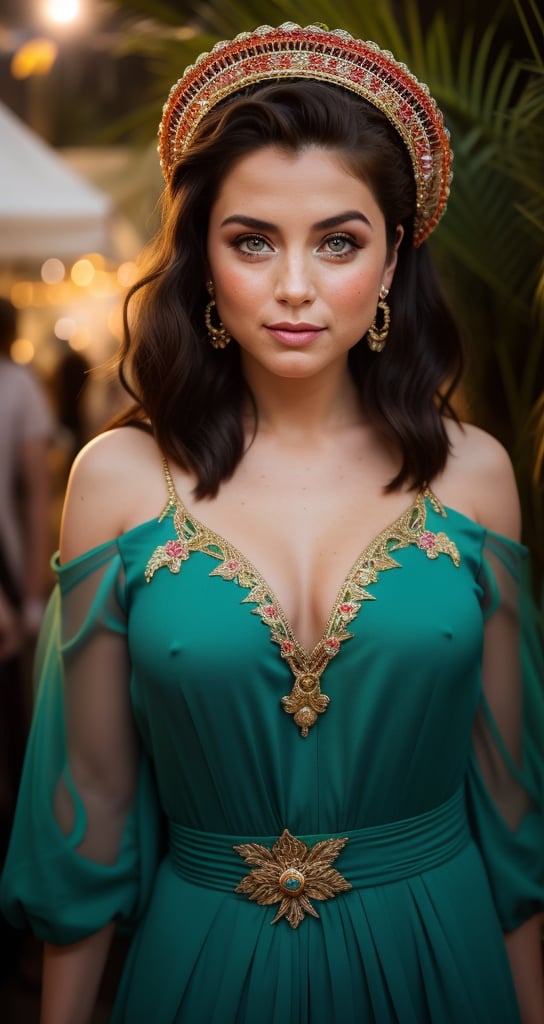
xmin=220 ymin=210 xmax=372 ymax=231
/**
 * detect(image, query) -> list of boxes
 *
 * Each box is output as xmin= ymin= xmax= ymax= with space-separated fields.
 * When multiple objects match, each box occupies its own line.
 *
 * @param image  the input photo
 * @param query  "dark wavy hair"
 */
xmin=114 ymin=80 xmax=463 ymax=496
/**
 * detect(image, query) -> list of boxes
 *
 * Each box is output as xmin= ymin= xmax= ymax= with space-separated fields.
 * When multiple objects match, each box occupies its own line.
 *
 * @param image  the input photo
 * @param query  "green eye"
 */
xmin=246 ymin=236 xmax=265 ymax=250
xmin=327 ymin=236 xmax=348 ymax=252
xmin=238 ymin=235 xmax=268 ymax=253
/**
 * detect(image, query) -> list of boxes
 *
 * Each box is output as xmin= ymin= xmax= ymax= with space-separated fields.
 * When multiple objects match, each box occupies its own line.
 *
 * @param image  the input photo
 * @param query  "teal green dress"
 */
xmin=1 ymin=483 xmax=543 ymax=1023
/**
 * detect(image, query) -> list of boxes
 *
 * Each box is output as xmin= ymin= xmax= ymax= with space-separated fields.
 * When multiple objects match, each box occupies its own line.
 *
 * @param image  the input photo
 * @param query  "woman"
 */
xmin=2 ymin=23 xmax=543 ymax=1024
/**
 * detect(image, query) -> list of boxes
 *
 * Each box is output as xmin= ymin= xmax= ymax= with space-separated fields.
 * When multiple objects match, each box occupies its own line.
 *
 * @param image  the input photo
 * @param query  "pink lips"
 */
xmin=266 ymin=322 xmax=324 ymax=346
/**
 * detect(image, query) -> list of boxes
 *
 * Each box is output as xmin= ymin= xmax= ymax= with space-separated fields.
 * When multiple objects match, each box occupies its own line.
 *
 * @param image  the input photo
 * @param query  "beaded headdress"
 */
xmin=159 ymin=23 xmax=452 ymax=246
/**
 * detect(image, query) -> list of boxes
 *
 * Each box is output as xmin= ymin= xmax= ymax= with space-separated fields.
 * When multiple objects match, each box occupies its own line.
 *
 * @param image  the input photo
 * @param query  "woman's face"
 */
xmin=206 ymin=145 xmax=401 ymax=384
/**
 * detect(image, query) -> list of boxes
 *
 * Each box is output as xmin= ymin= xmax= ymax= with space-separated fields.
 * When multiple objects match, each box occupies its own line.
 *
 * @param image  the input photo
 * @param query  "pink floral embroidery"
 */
xmin=417 ymin=531 xmax=437 ymax=551
xmin=338 ymin=602 xmax=356 ymax=617
xmin=325 ymin=637 xmax=341 ymax=655
xmin=281 ymin=640 xmax=295 ymax=656
xmin=212 ymin=557 xmax=243 ymax=582
xmin=165 ymin=539 xmax=188 ymax=559
xmin=262 ymin=604 xmax=278 ymax=618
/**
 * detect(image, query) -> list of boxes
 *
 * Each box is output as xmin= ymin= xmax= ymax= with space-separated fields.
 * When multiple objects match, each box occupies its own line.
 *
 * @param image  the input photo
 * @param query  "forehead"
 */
xmin=211 ymin=145 xmax=382 ymax=220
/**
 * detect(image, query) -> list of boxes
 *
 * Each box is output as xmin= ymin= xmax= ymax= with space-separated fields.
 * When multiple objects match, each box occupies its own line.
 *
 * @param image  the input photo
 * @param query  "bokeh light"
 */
xmin=41 ymin=258 xmax=66 ymax=285
xmin=11 ymin=338 xmax=35 ymax=364
xmin=11 ymin=39 xmax=58 ymax=79
xmin=46 ymin=0 xmax=81 ymax=25
xmin=71 ymin=259 xmax=95 ymax=287
xmin=54 ymin=317 xmax=77 ymax=340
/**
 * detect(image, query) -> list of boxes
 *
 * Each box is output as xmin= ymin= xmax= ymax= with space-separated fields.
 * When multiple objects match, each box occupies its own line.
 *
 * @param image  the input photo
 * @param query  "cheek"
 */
xmin=213 ymin=264 xmax=261 ymax=313
xmin=333 ymin=274 xmax=380 ymax=321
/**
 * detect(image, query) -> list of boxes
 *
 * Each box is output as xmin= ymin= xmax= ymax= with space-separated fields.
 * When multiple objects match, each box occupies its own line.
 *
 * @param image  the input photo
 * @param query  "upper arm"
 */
xmin=471 ymin=435 xmax=521 ymax=543
xmin=443 ymin=421 xmax=521 ymax=542
xmin=59 ymin=427 xmax=169 ymax=564
xmin=60 ymin=432 xmax=136 ymax=563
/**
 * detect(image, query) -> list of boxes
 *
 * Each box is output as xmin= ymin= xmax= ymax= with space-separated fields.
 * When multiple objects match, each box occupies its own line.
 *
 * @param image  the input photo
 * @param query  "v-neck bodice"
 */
xmin=142 ymin=476 xmax=461 ymax=736
xmin=152 ymin=461 xmax=461 ymax=652
xmin=93 ymin=480 xmax=487 ymax=838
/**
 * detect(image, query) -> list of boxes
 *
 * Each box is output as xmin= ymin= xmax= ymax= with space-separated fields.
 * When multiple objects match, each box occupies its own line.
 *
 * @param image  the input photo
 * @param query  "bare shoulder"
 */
xmin=60 ymin=427 xmax=169 ymax=562
xmin=435 ymin=420 xmax=521 ymax=541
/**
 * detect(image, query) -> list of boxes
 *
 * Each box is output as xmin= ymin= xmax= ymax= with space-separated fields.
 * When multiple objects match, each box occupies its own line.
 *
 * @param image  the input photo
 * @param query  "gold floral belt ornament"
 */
xmin=234 ymin=829 xmax=351 ymax=928
xmin=167 ymin=789 xmax=469 ymax=929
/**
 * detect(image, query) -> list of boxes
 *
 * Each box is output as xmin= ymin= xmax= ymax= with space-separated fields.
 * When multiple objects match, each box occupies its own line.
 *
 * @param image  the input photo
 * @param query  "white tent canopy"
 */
xmin=0 ymin=101 xmax=113 ymax=262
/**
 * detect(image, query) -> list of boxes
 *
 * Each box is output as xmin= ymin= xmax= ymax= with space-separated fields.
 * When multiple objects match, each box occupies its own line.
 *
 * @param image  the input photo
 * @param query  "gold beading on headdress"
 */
xmin=159 ymin=23 xmax=452 ymax=246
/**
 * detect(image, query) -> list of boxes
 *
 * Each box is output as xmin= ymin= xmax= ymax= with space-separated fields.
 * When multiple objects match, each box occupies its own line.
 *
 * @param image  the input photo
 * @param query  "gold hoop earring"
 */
xmin=367 ymin=286 xmax=390 ymax=352
xmin=205 ymin=281 xmax=231 ymax=349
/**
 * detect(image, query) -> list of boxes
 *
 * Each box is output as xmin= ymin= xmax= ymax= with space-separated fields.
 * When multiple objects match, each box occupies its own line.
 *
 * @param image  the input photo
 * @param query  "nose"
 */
xmin=273 ymin=250 xmax=316 ymax=306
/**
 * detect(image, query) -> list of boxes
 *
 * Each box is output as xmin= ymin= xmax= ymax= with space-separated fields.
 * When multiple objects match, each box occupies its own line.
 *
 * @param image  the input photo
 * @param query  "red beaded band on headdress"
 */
xmin=159 ymin=23 xmax=452 ymax=246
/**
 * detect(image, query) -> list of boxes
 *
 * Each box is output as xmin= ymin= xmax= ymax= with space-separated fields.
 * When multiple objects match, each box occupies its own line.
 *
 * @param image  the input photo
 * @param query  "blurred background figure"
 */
xmin=0 ymin=294 xmax=55 ymax=981
xmin=52 ymin=342 xmax=91 ymax=471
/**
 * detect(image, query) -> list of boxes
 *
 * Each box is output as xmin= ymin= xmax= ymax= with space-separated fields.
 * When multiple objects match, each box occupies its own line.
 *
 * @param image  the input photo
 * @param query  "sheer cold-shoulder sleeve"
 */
xmin=466 ymin=529 xmax=544 ymax=930
xmin=0 ymin=541 xmax=162 ymax=944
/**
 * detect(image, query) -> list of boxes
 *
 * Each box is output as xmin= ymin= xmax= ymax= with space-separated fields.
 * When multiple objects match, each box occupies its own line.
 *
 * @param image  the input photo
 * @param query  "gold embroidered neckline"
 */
xmin=145 ymin=463 xmax=460 ymax=737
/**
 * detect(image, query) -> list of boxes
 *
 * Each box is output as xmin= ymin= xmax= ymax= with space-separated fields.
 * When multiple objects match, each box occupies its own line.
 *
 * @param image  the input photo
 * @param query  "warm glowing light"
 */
xmin=89 ymin=271 xmax=117 ymax=298
xmin=11 ymin=39 xmax=58 ymax=79
xmin=71 ymin=259 xmax=95 ymax=287
xmin=45 ymin=282 xmax=73 ymax=305
xmin=69 ymin=329 xmax=91 ymax=351
xmin=11 ymin=282 xmax=34 ymax=308
xmin=107 ymin=305 xmax=124 ymax=340
xmin=54 ymin=317 xmax=77 ymax=340
xmin=41 ymin=258 xmax=65 ymax=285
xmin=11 ymin=338 xmax=35 ymax=364
xmin=117 ymin=262 xmax=138 ymax=288
xmin=84 ymin=252 xmax=105 ymax=269
xmin=46 ymin=0 xmax=81 ymax=25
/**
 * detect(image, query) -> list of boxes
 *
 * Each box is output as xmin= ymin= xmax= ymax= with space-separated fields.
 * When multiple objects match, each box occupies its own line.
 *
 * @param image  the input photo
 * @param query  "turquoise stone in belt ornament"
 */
xmin=279 ymin=868 xmax=305 ymax=895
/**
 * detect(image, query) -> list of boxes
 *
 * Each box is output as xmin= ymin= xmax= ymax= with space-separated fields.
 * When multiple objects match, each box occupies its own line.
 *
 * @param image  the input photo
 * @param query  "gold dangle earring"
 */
xmin=205 ymin=281 xmax=231 ymax=349
xmin=367 ymin=286 xmax=391 ymax=353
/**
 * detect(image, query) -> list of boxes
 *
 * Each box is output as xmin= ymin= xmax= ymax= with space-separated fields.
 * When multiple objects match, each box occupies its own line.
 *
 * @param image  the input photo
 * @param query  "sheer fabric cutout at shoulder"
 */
xmin=0 ymin=541 xmax=161 ymax=943
xmin=467 ymin=529 xmax=544 ymax=929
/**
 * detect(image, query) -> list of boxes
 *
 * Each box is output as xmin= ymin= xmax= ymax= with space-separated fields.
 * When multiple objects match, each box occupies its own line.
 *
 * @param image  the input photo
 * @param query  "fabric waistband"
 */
xmin=168 ymin=788 xmax=470 ymax=892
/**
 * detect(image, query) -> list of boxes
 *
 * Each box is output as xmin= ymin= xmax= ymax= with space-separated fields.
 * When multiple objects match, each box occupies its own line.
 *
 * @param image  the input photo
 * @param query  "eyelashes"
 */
xmin=321 ymin=233 xmax=361 ymax=257
xmin=232 ymin=234 xmax=272 ymax=255
xmin=230 ymin=232 xmax=362 ymax=259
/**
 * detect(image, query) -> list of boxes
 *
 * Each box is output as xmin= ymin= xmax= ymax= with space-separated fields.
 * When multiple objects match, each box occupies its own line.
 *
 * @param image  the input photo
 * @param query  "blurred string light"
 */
xmin=11 ymin=38 xmax=58 ymax=78
xmin=11 ymin=338 xmax=35 ymax=364
xmin=10 ymin=251 xmax=128 ymax=362
xmin=54 ymin=316 xmax=77 ymax=340
xmin=71 ymin=258 xmax=95 ymax=287
xmin=11 ymin=0 xmax=87 ymax=80
xmin=45 ymin=0 xmax=82 ymax=25
xmin=41 ymin=258 xmax=65 ymax=285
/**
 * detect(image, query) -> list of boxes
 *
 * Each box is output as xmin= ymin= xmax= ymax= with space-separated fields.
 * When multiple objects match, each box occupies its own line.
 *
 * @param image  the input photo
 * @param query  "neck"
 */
xmin=242 ymin=361 xmax=364 ymax=443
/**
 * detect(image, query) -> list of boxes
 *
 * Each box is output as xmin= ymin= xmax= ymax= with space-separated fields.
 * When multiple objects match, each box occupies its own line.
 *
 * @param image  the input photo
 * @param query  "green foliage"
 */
xmin=113 ymin=0 xmax=544 ymax=575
